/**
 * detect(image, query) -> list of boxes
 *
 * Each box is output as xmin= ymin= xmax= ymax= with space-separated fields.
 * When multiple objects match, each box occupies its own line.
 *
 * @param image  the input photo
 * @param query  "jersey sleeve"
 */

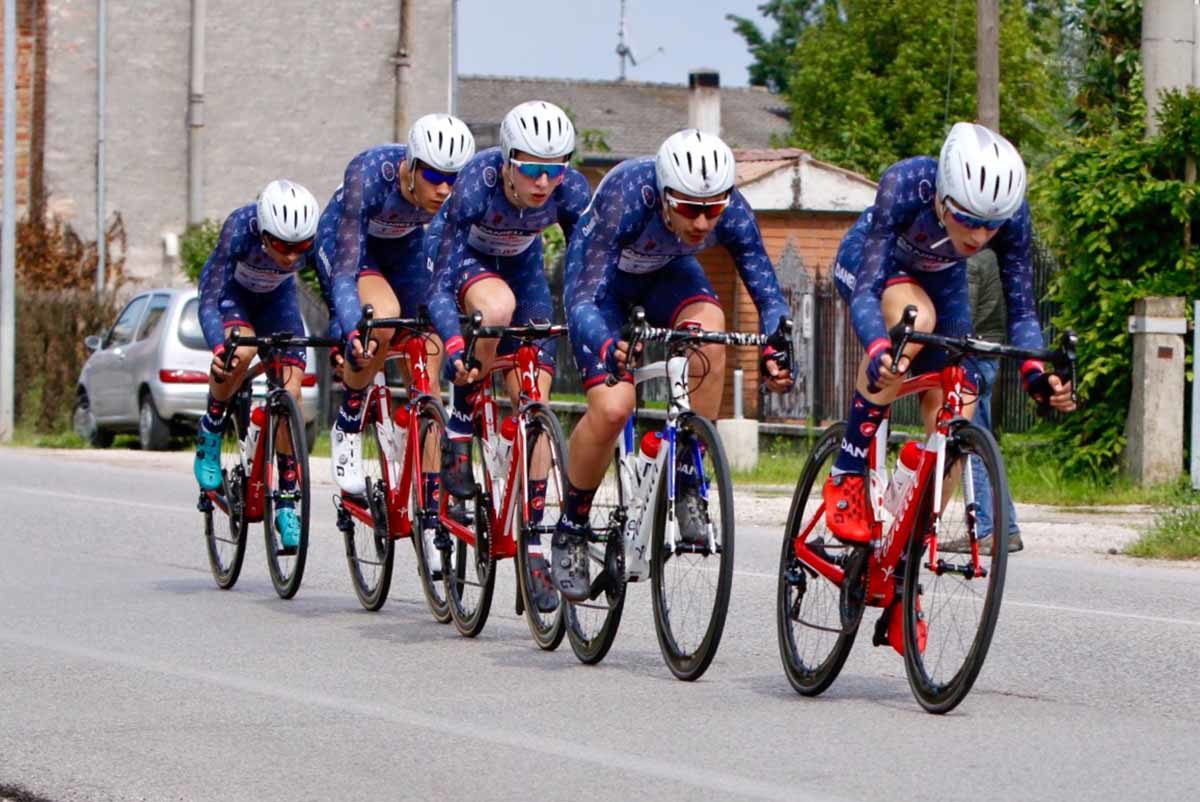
xmin=554 ymin=168 xmax=593 ymax=242
xmin=310 ymin=244 xmax=342 ymax=342
xmin=426 ymin=158 xmax=489 ymax=353
xmin=197 ymin=212 xmax=244 ymax=351
xmin=991 ymin=202 xmax=1044 ymax=353
xmin=330 ymin=154 xmax=374 ymax=339
xmin=716 ymin=190 xmax=791 ymax=336
xmin=565 ymin=175 xmax=649 ymax=360
xmin=849 ymin=163 xmax=912 ymax=352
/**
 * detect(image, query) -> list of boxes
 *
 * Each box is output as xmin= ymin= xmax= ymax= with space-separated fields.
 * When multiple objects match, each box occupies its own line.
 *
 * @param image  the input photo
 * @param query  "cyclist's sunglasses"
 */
xmin=943 ymin=197 xmax=1006 ymax=231
xmin=666 ymin=193 xmax=730 ymax=221
xmin=510 ymin=158 xmax=569 ymax=181
xmin=417 ymin=164 xmax=459 ymax=186
xmin=262 ymin=231 xmax=314 ymax=255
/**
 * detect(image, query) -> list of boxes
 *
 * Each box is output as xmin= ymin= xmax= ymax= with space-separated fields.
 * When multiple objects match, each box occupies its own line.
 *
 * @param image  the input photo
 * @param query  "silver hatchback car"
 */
xmin=74 ymin=287 xmax=321 ymax=450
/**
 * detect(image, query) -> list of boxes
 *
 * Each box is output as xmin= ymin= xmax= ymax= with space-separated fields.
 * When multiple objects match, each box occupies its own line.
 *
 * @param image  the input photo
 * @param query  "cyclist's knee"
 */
xmin=467 ymin=284 xmax=516 ymax=326
xmin=585 ymin=385 xmax=635 ymax=435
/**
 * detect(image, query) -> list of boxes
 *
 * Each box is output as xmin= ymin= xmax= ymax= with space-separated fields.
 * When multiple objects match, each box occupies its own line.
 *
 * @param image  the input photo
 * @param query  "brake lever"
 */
xmin=461 ymin=310 xmax=485 ymax=374
xmin=215 ymin=326 xmax=240 ymax=384
xmin=604 ymin=307 xmax=647 ymax=387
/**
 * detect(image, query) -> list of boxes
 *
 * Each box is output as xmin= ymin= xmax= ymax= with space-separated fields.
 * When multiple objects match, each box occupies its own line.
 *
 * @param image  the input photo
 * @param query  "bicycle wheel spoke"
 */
xmin=343 ymin=393 xmax=396 ymax=611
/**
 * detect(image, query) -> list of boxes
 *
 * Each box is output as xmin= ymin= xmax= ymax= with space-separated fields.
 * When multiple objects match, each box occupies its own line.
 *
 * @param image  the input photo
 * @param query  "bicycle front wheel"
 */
xmin=343 ymin=388 xmax=396 ymax=611
xmin=445 ymin=430 xmax=497 ymax=638
xmin=409 ymin=397 xmax=452 ymax=623
xmin=204 ymin=400 xmax=250 ymax=589
xmin=515 ymin=404 xmax=566 ymax=651
xmin=261 ymin=392 xmax=311 ymax=599
xmin=903 ymin=422 xmax=1010 ymax=714
xmin=650 ymin=413 xmax=733 ymax=681
xmin=776 ymin=422 xmax=859 ymax=696
xmin=564 ymin=446 xmax=627 ymax=665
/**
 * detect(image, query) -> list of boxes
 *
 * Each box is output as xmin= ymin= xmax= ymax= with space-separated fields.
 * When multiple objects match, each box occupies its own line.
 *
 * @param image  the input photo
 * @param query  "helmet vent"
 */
xmin=686 ymin=151 xmax=694 ymax=173
xmin=965 ymin=162 xmax=972 ymax=181
xmin=979 ymin=165 xmax=987 ymax=192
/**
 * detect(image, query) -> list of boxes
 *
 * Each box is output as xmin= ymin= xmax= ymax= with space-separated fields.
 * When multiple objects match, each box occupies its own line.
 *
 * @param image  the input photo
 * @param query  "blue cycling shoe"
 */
xmin=275 ymin=506 xmax=301 ymax=554
xmin=194 ymin=429 xmax=223 ymax=491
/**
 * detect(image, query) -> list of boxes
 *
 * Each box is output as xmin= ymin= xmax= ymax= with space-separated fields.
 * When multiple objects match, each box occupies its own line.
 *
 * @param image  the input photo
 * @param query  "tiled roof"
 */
xmin=458 ymin=74 xmax=792 ymax=160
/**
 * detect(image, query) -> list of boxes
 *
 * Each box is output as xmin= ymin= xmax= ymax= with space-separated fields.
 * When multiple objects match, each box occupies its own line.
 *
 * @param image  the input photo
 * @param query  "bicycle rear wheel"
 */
xmin=565 ymin=446 xmax=627 ymax=665
xmin=776 ymin=423 xmax=860 ymax=696
xmin=410 ymin=397 xmax=452 ymax=623
xmin=445 ymin=431 xmax=497 ymax=637
xmin=204 ymin=400 xmax=250 ymax=589
xmin=342 ymin=389 xmax=396 ymax=611
xmin=261 ymin=391 xmax=310 ymax=600
xmin=903 ymin=422 xmax=1010 ymax=714
xmin=650 ymin=413 xmax=733 ymax=681
xmin=515 ymin=404 xmax=566 ymax=651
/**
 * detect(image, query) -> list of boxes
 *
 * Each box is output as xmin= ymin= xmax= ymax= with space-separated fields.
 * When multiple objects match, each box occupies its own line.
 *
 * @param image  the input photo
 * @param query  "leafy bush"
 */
xmin=179 ymin=219 xmax=222 ymax=284
xmin=14 ymin=215 xmax=128 ymax=432
xmin=1035 ymin=89 xmax=1200 ymax=477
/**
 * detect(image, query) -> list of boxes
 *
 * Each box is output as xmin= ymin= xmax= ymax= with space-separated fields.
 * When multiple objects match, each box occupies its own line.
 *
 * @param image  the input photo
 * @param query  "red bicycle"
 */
xmin=437 ymin=315 xmax=571 ymax=646
xmin=333 ymin=305 xmax=452 ymax=615
xmin=777 ymin=306 xmax=1076 ymax=713
xmin=200 ymin=328 xmax=338 ymax=599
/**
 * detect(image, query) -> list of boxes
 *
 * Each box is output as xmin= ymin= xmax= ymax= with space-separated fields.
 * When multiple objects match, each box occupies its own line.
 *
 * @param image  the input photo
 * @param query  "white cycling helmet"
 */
xmin=499 ymin=100 xmax=575 ymax=160
xmin=936 ymin=122 xmax=1027 ymax=222
xmin=257 ymin=179 xmax=319 ymax=242
xmin=407 ymin=113 xmax=476 ymax=173
xmin=655 ymin=129 xmax=736 ymax=198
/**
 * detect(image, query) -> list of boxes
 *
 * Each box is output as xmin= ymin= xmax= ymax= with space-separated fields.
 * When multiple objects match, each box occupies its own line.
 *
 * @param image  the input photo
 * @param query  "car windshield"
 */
xmin=178 ymin=299 xmax=208 ymax=351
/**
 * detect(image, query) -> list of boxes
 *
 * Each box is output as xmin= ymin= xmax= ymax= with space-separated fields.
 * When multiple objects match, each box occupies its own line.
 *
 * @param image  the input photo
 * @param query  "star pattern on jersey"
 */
xmin=565 ymin=158 xmax=790 ymax=360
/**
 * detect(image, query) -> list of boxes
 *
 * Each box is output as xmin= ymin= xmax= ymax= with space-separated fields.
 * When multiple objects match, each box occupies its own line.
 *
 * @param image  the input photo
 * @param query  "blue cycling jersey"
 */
xmin=565 ymin=156 xmax=791 ymax=360
xmin=315 ymin=144 xmax=436 ymax=341
xmin=425 ymin=147 xmax=592 ymax=350
xmin=837 ymin=156 xmax=1042 ymax=354
xmin=198 ymin=204 xmax=312 ymax=351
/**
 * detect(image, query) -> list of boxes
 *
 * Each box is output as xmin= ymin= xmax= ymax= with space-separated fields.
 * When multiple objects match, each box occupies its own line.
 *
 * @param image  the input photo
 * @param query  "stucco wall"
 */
xmin=43 ymin=0 xmax=451 ymax=285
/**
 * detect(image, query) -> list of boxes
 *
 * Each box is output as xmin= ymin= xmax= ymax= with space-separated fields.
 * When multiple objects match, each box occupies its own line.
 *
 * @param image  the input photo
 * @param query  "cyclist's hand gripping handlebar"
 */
xmin=604 ymin=306 xmax=647 ymax=387
xmin=865 ymin=304 xmax=918 ymax=394
xmin=459 ymin=310 xmax=486 ymax=376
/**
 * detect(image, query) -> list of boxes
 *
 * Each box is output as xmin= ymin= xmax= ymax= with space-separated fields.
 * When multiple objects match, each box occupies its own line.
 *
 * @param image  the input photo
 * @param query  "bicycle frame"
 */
xmin=610 ymin=352 xmax=697 ymax=581
xmin=336 ymin=332 xmax=438 ymax=540
xmin=439 ymin=340 xmax=549 ymax=560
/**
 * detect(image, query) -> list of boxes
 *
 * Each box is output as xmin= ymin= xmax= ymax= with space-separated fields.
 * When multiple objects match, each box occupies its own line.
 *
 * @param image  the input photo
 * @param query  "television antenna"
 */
xmin=616 ymin=0 xmax=664 ymax=81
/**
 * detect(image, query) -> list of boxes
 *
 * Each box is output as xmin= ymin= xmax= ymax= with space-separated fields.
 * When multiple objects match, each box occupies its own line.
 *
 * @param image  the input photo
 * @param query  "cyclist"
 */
xmin=193 ymin=179 xmax=320 ymax=551
xmin=316 ymin=113 xmax=475 ymax=538
xmin=554 ymin=129 xmax=795 ymax=601
xmin=425 ymin=100 xmax=592 ymax=612
xmin=823 ymin=121 xmax=1075 ymax=548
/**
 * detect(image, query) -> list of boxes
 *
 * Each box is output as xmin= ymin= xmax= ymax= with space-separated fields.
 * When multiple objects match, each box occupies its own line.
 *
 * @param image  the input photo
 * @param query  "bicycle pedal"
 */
xmin=276 ymin=545 xmax=298 ymax=557
xmin=196 ymin=493 xmax=214 ymax=513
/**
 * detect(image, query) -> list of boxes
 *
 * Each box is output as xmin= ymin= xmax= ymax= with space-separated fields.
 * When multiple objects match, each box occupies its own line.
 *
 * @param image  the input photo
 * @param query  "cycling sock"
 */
xmin=423 ymin=472 xmax=440 ymax=510
xmin=200 ymin=394 xmax=227 ymax=434
xmin=833 ymin=391 xmax=887 ymax=475
xmin=448 ymin=381 xmax=479 ymax=439
xmin=560 ymin=479 xmax=596 ymax=530
xmin=276 ymin=453 xmax=298 ymax=508
xmin=527 ymin=478 xmax=549 ymax=532
xmin=336 ymin=384 xmax=368 ymax=433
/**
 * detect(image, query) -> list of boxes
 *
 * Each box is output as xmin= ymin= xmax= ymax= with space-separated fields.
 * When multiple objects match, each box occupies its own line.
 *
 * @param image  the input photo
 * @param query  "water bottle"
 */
xmin=883 ymin=441 xmax=923 ymax=518
xmin=498 ymin=416 xmax=518 ymax=471
xmin=243 ymin=405 xmax=267 ymax=472
xmin=637 ymin=430 xmax=661 ymax=481
xmin=386 ymin=404 xmax=409 ymax=465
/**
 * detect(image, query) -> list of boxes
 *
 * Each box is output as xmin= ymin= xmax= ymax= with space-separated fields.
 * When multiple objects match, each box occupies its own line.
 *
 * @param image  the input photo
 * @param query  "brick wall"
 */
xmin=0 ymin=0 xmax=40 ymax=218
xmin=701 ymin=211 xmax=859 ymax=419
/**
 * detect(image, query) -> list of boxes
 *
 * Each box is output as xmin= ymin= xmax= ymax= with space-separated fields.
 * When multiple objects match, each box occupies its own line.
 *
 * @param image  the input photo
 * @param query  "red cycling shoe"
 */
xmin=822 ymin=473 xmax=872 ymax=545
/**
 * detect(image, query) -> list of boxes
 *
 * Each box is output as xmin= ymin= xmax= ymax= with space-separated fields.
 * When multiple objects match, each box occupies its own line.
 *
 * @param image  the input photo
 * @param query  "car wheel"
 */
xmin=138 ymin=394 xmax=171 ymax=451
xmin=74 ymin=393 xmax=114 ymax=448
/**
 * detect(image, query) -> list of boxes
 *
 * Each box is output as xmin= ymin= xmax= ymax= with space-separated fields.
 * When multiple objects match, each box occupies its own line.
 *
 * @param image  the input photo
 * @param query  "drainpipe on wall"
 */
xmin=187 ymin=0 xmax=206 ymax=226
xmin=392 ymin=0 xmax=410 ymax=141
xmin=96 ymin=0 xmax=107 ymax=294
xmin=450 ymin=0 xmax=459 ymax=114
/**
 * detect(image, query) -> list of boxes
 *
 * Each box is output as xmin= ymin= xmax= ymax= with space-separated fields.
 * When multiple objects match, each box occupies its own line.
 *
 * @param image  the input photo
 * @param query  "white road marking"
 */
xmin=0 ymin=631 xmax=843 ymax=802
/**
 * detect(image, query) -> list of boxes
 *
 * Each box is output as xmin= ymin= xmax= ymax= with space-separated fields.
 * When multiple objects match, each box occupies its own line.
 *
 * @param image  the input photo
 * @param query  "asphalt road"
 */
xmin=1 ymin=448 xmax=1198 ymax=802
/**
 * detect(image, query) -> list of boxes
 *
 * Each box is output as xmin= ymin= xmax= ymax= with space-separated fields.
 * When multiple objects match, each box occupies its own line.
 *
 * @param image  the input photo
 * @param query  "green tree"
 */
xmin=1068 ymin=0 xmax=1143 ymax=134
xmin=727 ymin=1 xmax=827 ymax=93
xmin=769 ymin=0 xmax=1066 ymax=177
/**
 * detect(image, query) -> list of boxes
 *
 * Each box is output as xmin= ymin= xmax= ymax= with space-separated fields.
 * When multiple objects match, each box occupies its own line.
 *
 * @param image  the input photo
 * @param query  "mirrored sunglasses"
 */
xmin=666 ymin=194 xmax=730 ymax=221
xmin=944 ymin=197 xmax=1006 ymax=231
xmin=510 ymin=159 xmax=569 ymax=181
xmin=418 ymin=166 xmax=458 ymax=186
xmin=262 ymin=232 xmax=314 ymax=256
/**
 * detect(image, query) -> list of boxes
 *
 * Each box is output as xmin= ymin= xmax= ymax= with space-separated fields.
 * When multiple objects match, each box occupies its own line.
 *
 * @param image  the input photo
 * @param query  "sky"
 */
xmin=457 ymin=0 xmax=775 ymax=87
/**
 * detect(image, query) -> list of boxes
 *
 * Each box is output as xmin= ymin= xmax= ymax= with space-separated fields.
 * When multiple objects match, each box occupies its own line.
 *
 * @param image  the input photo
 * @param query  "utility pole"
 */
xmin=2 ymin=0 xmax=17 ymax=441
xmin=976 ymin=0 xmax=999 ymax=130
xmin=616 ymin=0 xmax=635 ymax=81
xmin=1142 ymin=0 xmax=1196 ymax=134
xmin=96 ymin=0 xmax=107 ymax=295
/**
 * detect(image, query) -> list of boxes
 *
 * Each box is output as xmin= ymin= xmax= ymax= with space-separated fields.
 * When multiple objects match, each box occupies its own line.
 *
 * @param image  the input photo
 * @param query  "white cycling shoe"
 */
xmin=331 ymin=423 xmax=366 ymax=496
